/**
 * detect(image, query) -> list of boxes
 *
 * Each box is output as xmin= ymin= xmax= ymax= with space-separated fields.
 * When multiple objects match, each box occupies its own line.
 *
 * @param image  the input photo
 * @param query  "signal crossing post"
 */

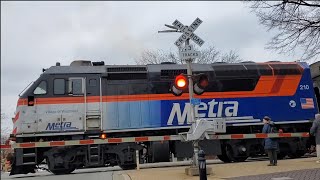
xmin=198 ymin=150 xmax=207 ymax=180
xmin=184 ymin=39 xmax=200 ymax=168
xmin=159 ymin=17 xmax=217 ymax=175
xmin=185 ymin=39 xmax=195 ymax=124
xmin=170 ymin=18 xmax=205 ymax=168
xmin=173 ymin=18 xmax=204 ymax=169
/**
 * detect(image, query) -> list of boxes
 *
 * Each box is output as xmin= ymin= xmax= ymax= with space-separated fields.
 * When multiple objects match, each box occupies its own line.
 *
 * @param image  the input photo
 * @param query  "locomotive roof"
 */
xmin=43 ymin=61 xmax=306 ymax=75
xmin=43 ymin=63 xmax=216 ymax=74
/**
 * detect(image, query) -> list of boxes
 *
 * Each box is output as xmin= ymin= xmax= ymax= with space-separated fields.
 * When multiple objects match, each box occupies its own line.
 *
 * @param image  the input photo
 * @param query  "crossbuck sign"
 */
xmin=172 ymin=18 xmax=205 ymax=48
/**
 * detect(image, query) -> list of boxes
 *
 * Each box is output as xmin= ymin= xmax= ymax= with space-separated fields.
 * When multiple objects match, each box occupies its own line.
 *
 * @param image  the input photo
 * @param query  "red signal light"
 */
xmin=199 ymin=78 xmax=208 ymax=88
xmin=171 ymin=74 xmax=188 ymax=96
xmin=175 ymin=75 xmax=188 ymax=89
xmin=194 ymin=74 xmax=209 ymax=95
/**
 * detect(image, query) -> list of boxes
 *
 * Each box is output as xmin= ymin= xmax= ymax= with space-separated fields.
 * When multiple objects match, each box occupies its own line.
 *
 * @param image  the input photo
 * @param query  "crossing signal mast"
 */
xmin=159 ymin=18 xmax=226 ymax=175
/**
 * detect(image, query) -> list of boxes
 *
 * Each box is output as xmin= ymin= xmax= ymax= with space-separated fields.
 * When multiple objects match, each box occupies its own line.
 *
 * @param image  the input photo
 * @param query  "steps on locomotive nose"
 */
xmin=86 ymin=110 xmax=101 ymax=118
xmin=22 ymin=148 xmax=37 ymax=165
xmin=88 ymin=144 xmax=101 ymax=166
xmin=86 ymin=110 xmax=101 ymax=129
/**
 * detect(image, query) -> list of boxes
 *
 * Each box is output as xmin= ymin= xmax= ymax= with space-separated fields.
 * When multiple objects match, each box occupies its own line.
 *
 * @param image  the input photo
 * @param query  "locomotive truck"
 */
xmin=8 ymin=60 xmax=319 ymax=175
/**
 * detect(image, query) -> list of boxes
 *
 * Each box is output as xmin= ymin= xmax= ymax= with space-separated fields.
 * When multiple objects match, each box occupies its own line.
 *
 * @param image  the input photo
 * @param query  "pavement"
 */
xmin=118 ymin=157 xmax=320 ymax=180
xmin=1 ymin=167 xmax=122 ymax=180
xmin=229 ymin=168 xmax=320 ymax=180
xmin=1 ymin=157 xmax=319 ymax=180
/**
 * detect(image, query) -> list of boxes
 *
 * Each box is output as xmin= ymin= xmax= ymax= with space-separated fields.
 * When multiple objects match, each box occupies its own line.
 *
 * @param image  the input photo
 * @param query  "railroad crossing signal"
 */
xmin=172 ymin=18 xmax=205 ymax=48
xmin=162 ymin=18 xmax=208 ymax=96
xmin=171 ymin=74 xmax=188 ymax=96
xmin=171 ymin=73 xmax=209 ymax=96
xmin=193 ymin=74 xmax=209 ymax=95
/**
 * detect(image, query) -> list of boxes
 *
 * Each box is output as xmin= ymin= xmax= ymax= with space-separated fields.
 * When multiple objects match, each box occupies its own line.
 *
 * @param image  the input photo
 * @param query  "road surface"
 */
xmin=1 ymin=167 xmax=122 ymax=180
xmin=229 ymin=168 xmax=320 ymax=180
xmin=1 ymin=156 xmax=318 ymax=180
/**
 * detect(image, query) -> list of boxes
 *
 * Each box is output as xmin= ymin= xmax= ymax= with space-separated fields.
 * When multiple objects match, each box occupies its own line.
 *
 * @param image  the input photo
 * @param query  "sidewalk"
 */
xmin=117 ymin=157 xmax=320 ymax=180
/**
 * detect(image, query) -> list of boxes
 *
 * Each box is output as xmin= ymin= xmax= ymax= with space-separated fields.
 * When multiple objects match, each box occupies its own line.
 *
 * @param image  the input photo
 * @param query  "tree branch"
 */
xmin=248 ymin=0 xmax=320 ymax=62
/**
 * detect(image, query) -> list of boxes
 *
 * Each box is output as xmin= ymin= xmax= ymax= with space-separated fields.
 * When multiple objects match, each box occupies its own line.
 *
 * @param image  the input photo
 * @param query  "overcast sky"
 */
xmin=1 ymin=1 xmax=303 ymax=133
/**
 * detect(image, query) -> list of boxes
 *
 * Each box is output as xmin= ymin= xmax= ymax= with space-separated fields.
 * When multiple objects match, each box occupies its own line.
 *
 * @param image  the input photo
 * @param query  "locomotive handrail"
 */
xmin=18 ymin=81 xmax=34 ymax=97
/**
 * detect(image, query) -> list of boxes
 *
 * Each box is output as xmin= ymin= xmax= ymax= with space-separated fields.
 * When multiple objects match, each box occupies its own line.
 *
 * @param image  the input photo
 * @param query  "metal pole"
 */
xmin=136 ymin=150 xmax=140 ymax=170
xmin=185 ymin=39 xmax=199 ymax=167
xmin=185 ymin=39 xmax=195 ymax=123
xmin=193 ymin=141 xmax=199 ymax=167
xmin=198 ymin=150 xmax=207 ymax=180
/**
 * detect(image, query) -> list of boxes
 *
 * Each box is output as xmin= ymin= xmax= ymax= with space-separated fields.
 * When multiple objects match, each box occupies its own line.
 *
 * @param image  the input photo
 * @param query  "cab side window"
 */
xmin=89 ymin=79 xmax=97 ymax=86
xmin=68 ymin=78 xmax=84 ymax=95
xmin=33 ymin=81 xmax=47 ymax=95
xmin=54 ymin=79 xmax=65 ymax=95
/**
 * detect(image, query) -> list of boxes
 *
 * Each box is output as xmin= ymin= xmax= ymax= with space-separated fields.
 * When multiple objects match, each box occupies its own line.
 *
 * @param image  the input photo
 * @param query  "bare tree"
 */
xmin=135 ymin=45 xmax=241 ymax=65
xmin=196 ymin=45 xmax=221 ymax=64
xmin=248 ymin=0 xmax=320 ymax=62
xmin=220 ymin=50 xmax=243 ymax=63
xmin=1 ymin=112 xmax=13 ymax=170
xmin=135 ymin=49 xmax=178 ymax=65
xmin=1 ymin=113 xmax=11 ymax=144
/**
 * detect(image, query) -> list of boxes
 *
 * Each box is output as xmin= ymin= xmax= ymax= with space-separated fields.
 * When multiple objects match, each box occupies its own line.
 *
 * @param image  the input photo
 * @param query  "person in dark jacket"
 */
xmin=310 ymin=113 xmax=320 ymax=163
xmin=262 ymin=116 xmax=279 ymax=166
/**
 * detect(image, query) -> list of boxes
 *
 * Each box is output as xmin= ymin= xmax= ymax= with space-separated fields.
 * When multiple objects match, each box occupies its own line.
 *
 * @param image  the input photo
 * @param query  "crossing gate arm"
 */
xmin=0 ymin=132 xmax=310 ymax=149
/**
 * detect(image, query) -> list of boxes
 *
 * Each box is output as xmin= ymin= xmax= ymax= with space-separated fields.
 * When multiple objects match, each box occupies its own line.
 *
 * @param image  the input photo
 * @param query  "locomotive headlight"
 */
xmin=100 ymin=134 xmax=107 ymax=139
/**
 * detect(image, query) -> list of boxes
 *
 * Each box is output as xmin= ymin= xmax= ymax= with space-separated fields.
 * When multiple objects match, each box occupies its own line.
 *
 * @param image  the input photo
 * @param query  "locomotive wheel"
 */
xmin=119 ymin=163 xmax=137 ymax=170
xmin=225 ymin=144 xmax=236 ymax=162
xmin=233 ymin=156 xmax=248 ymax=162
xmin=217 ymin=144 xmax=232 ymax=163
xmin=50 ymin=167 xmax=75 ymax=175
xmin=217 ymin=154 xmax=231 ymax=163
xmin=218 ymin=144 xmax=248 ymax=163
xmin=46 ymin=156 xmax=75 ymax=175
xmin=288 ymin=151 xmax=305 ymax=159
xmin=277 ymin=152 xmax=287 ymax=159
xmin=149 ymin=141 xmax=170 ymax=163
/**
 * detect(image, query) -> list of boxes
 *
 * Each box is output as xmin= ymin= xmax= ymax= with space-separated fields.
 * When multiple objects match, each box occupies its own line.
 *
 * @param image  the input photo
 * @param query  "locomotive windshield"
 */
xmin=33 ymin=81 xmax=47 ymax=95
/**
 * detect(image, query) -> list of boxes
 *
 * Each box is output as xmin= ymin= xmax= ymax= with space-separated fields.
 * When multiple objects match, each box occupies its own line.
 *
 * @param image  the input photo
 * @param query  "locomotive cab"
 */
xmin=13 ymin=61 xmax=104 ymax=137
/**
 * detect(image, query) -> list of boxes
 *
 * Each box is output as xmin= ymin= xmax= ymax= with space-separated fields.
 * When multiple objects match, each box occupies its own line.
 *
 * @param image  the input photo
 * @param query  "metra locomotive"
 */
xmin=9 ymin=60 xmax=318 ymax=175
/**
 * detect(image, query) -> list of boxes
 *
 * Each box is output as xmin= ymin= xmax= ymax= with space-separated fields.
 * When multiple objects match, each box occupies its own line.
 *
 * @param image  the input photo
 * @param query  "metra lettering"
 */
xmin=46 ymin=122 xmax=78 ymax=130
xmin=167 ymin=99 xmax=239 ymax=125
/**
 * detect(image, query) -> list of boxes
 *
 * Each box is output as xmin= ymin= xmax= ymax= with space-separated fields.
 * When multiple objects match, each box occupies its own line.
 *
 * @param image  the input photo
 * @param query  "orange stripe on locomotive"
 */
xmin=16 ymin=75 xmax=302 ymax=105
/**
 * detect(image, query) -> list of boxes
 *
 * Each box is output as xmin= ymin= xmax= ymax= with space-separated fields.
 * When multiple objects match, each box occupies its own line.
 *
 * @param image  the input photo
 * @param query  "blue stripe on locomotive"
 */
xmin=103 ymin=63 xmax=318 ymax=130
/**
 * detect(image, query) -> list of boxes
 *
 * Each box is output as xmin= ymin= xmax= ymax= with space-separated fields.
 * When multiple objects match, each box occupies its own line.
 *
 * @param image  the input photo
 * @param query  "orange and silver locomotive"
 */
xmin=9 ymin=60 xmax=318 ymax=175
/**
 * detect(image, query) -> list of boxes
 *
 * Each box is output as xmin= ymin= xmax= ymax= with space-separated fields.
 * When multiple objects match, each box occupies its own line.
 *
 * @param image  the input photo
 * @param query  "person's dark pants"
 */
xmin=267 ymin=149 xmax=277 ymax=165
